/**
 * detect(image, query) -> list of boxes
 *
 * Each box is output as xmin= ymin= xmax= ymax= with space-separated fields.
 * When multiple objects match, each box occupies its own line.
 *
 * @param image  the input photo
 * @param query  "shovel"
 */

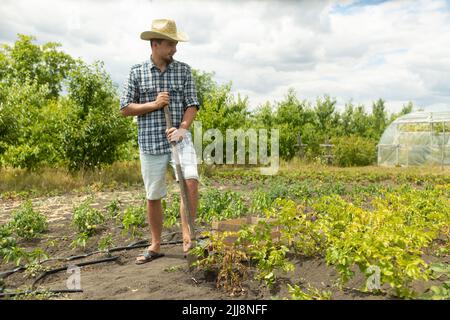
xmin=163 ymin=105 xmax=198 ymax=266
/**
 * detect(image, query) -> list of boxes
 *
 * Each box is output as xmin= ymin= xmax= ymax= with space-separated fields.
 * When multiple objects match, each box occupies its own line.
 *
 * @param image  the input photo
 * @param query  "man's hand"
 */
xmin=155 ymin=92 xmax=170 ymax=109
xmin=166 ymin=127 xmax=187 ymax=143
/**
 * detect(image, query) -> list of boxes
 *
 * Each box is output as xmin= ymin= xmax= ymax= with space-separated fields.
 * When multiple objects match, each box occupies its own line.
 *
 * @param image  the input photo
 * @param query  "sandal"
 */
xmin=135 ymin=250 xmax=165 ymax=265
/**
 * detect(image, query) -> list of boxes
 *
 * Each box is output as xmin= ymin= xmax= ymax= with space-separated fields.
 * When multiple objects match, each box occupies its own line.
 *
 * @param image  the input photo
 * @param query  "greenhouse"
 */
xmin=378 ymin=111 xmax=450 ymax=167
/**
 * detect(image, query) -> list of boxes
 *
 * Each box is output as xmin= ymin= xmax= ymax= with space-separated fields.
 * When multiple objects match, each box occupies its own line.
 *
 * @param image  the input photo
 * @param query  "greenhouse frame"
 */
xmin=378 ymin=111 xmax=450 ymax=167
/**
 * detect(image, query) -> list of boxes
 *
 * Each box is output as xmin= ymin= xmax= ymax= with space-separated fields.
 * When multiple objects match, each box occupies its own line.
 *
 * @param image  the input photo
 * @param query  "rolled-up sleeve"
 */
xmin=120 ymin=68 xmax=139 ymax=110
xmin=183 ymin=67 xmax=200 ymax=111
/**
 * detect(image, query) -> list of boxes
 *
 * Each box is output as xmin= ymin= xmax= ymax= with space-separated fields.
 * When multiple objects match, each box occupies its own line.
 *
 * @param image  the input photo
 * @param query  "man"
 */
xmin=120 ymin=19 xmax=200 ymax=264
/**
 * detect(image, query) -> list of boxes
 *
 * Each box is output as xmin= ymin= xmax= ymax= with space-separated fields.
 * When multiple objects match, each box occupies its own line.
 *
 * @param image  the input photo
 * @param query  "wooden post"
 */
xmin=294 ymin=132 xmax=307 ymax=158
xmin=319 ymin=137 xmax=334 ymax=165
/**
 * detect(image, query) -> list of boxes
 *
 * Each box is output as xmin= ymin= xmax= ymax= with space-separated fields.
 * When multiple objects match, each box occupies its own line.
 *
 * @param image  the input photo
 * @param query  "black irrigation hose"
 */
xmin=55 ymin=240 xmax=149 ymax=261
xmin=0 ymin=289 xmax=83 ymax=299
xmin=0 ymin=266 xmax=26 ymax=279
xmin=32 ymin=256 xmax=119 ymax=289
xmin=38 ymin=231 xmax=180 ymax=262
xmin=109 ymin=236 xmax=210 ymax=252
xmin=2 ymin=234 xmax=212 ymax=297
xmin=0 ymin=239 xmax=158 ymax=279
xmin=0 ymin=235 xmax=210 ymax=280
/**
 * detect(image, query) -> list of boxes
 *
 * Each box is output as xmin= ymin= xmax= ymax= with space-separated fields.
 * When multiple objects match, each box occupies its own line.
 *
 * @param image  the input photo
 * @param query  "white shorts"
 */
xmin=140 ymin=132 xmax=199 ymax=200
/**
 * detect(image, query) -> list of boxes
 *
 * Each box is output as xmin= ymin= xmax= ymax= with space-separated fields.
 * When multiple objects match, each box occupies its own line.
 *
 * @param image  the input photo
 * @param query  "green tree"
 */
xmin=272 ymin=89 xmax=315 ymax=160
xmin=339 ymin=102 xmax=355 ymax=136
xmin=370 ymin=98 xmax=388 ymax=139
xmin=252 ymin=102 xmax=274 ymax=128
xmin=389 ymin=101 xmax=414 ymax=123
xmin=314 ymin=95 xmax=338 ymax=136
xmin=0 ymin=79 xmax=58 ymax=169
xmin=352 ymin=104 xmax=372 ymax=138
xmin=0 ymin=35 xmax=75 ymax=169
xmin=60 ymin=61 xmax=134 ymax=170
xmin=274 ymin=88 xmax=312 ymax=128
xmin=0 ymin=34 xmax=74 ymax=98
xmin=192 ymin=69 xmax=217 ymax=107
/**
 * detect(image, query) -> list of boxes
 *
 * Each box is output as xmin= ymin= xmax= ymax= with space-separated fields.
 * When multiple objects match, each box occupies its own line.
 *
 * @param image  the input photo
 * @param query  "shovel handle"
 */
xmin=163 ymin=106 xmax=196 ymax=242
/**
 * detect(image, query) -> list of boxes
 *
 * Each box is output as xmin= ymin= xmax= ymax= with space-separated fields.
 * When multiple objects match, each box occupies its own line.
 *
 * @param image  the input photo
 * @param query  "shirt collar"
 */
xmin=150 ymin=55 xmax=175 ymax=71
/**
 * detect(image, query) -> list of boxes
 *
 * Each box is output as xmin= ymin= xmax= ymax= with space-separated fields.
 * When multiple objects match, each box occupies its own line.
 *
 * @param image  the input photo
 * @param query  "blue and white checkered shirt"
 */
xmin=120 ymin=58 xmax=200 ymax=154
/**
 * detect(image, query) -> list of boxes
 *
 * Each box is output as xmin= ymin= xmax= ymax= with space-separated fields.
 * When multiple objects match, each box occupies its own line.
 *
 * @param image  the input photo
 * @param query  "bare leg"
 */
xmin=136 ymin=199 xmax=163 ymax=262
xmin=180 ymin=179 xmax=198 ymax=252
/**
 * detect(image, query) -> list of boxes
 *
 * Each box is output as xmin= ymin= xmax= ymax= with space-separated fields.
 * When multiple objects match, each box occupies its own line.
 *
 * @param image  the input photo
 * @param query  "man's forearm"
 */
xmin=120 ymin=102 xmax=160 ymax=117
xmin=179 ymin=106 xmax=198 ymax=130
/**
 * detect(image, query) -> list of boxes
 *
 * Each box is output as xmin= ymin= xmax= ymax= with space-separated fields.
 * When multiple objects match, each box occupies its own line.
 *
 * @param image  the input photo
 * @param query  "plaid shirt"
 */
xmin=120 ymin=58 xmax=200 ymax=154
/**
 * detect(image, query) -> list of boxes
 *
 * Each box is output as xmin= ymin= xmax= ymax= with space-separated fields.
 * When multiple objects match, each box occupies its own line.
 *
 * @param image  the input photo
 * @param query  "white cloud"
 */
xmin=1 ymin=0 xmax=450 ymax=114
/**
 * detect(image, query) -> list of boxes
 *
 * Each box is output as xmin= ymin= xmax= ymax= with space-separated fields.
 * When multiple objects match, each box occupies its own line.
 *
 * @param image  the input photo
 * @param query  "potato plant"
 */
xmin=72 ymin=197 xmax=105 ymax=236
xmin=8 ymin=200 xmax=48 ymax=240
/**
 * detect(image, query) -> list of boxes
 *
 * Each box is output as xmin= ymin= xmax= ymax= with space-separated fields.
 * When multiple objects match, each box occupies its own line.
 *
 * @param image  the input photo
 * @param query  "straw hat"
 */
xmin=140 ymin=19 xmax=189 ymax=42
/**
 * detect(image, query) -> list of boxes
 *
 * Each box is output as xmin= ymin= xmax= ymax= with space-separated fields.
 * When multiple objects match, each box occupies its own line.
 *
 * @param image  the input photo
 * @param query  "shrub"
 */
xmin=331 ymin=135 xmax=377 ymax=167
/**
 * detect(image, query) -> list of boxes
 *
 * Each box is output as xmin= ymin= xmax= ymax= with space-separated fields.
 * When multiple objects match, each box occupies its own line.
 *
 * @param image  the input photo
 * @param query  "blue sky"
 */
xmin=1 ymin=0 xmax=450 ymax=114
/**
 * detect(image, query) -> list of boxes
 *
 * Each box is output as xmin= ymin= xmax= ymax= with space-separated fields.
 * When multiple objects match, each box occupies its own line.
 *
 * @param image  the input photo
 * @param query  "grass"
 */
xmin=0 ymin=161 xmax=144 ymax=199
xmin=1 ymin=160 xmax=449 ymax=200
xmin=206 ymin=160 xmax=450 ymax=183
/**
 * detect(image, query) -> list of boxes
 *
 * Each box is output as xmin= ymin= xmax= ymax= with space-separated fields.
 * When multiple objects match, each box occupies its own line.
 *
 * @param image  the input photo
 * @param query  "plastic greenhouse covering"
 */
xmin=378 ymin=111 xmax=450 ymax=167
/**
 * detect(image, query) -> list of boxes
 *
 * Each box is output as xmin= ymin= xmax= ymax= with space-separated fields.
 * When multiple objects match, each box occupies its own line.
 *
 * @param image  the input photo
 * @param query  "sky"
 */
xmin=1 ymin=0 xmax=450 ymax=114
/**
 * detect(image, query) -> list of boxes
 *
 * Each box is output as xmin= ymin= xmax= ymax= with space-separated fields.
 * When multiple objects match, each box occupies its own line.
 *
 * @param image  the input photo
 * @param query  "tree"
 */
xmin=192 ymin=69 xmax=217 ymax=107
xmin=0 ymin=34 xmax=75 ymax=98
xmin=272 ymin=88 xmax=314 ymax=160
xmin=61 ymin=61 xmax=134 ymax=170
xmin=352 ymin=104 xmax=372 ymax=138
xmin=339 ymin=102 xmax=355 ymax=136
xmin=0 ymin=79 xmax=57 ymax=169
xmin=252 ymin=102 xmax=274 ymax=128
xmin=370 ymin=98 xmax=388 ymax=139
xmin=389 ymin=101 xmax=414 ymax=123
xmin=314 ymin=95 xmax=338 ymax=136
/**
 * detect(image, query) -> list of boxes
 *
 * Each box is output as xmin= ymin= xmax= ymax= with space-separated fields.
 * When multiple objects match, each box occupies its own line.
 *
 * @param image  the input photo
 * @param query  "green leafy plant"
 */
xmin=72 ymin=198 xmax=105 ymax=236
xmin=311 ymin=186 xmax=450 ymax=298
xmin=1 ymin=245 xmax=28 ymax=266
xmin=61 ymin=61 xmax=134 ymax=171
xmin=164 ymin=265 xmax=184 ymax=273
xmin=162 ymin=195 xmax=180 ymax=228
xmin=249 ymin=190 xmax=273 ymax=215
xmin=421 ymin=263 xmax=450 ymax=300
xmin=266 ymin=199 xmax=323 ymax=257
xmin=28 ymin=248 xmax=49 ymax=263
xmin=98 ymin=233 xmax=114 ymax=251
xmin=122 ymin=205 xmax=146 ymax=237
xmin=237 ymin=221 xmax=295 ymax=289
xmin=9 ymin=200 xmax=48 ymax=239
xmin=198 ymin=189 xmax=247 ymax=223
xmin=192 ymin=231 xmax=249 ymax=296
xmin=70 ymin=232 xmax=89 ymax=249
xmin=106 ymin=198 xmax=120 ymax=218
xmin=24 ymin=262 xmax=50 ymax=278
xmin=287 ymin=283 xmax=332 ymax=300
